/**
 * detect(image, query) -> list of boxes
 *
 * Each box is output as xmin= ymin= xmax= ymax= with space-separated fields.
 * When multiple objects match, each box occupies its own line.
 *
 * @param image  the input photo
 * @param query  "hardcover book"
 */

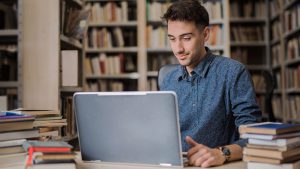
xmin=239 ymin=122 xmax=300 ymax=135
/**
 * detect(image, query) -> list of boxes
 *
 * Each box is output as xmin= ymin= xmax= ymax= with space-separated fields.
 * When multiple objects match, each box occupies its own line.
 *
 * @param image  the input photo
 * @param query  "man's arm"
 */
xmin=186 ymin=136 xmax=242 ymax=168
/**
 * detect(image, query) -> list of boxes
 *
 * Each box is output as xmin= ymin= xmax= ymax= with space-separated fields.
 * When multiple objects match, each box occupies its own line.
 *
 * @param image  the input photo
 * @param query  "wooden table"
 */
xmin=0 ymin=153 xmax=246 ymax=169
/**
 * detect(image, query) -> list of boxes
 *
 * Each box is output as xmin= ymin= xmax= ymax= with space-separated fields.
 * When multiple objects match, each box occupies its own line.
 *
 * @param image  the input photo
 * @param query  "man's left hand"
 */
xmin=186 ymin=136 xmax=226 ymax=167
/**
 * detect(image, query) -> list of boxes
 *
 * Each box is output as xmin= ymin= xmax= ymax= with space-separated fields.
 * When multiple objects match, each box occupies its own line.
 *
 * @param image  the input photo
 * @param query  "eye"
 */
xmin=183 ymin=36 xmax=191 ymax=41
xmin=168 ymin=37 xmax=175 ymax=42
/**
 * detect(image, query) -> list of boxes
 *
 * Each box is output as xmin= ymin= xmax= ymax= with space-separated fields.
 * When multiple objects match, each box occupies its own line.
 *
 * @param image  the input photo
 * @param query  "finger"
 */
xmin=188 ymin=144 xmax=205 ymax=158
xmin=188 ymin=148 xmax=208 ymax=165
xmin=201 ymin=156 xmax=217 ymax=168
xmin=194 ymin=152 xmax=211 ymax=167
xmin=185 ymin=136 xmax=198 ymax=147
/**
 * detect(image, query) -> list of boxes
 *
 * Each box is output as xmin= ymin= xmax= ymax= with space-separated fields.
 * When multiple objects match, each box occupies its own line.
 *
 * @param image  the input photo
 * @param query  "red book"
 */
xmin=23 ymin=141 xmax=72 ymax=168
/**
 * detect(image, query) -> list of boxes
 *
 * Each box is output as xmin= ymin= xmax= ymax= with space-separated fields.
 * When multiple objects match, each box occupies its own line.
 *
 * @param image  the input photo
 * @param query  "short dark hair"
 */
xmin=162 ymin=0 xmax=209 ymax=29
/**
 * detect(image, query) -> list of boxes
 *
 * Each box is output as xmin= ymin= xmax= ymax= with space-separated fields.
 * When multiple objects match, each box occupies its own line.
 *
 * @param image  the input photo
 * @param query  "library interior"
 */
xmin=0 ymin=0 xmax=300 ymax=169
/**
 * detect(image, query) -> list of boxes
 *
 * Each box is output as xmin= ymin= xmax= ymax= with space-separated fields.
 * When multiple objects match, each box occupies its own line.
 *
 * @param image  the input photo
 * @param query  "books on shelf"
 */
xmin=87 ymin=53 xmax=137 ymax=76
xmin=146 ymin=1 xmax=170 ymax=22
xmin=229 ymin=0 xmax=266 ymax=18
xmin=203 ymin=0 xmax=223 ymax=20
xmin=87 ymin=1 xmax=130 ymax=23
xmin=88 ymin=27 xmax=137 ymax=48
xmin=61 ymin=1 xmax=90 ymax=39
xmin=230 ymin=26 xmax=265 ymax=42
xmin=0 ymin=2 xmax=17 ymax=29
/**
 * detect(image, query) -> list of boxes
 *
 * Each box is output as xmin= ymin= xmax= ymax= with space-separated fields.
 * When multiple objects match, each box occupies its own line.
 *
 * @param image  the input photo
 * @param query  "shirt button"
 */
xmin=192 ymin=103 xmax=196 ymax=106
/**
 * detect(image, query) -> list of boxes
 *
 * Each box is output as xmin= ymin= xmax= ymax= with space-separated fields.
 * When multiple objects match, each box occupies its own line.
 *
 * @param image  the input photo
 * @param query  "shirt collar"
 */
xmin=177 ymin=47 xmax=214 ymax=81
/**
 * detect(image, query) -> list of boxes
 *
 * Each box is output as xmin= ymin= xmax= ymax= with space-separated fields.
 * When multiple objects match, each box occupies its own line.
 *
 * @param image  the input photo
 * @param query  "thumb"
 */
xmin=185 ymin=136 xmax=198 ymax=147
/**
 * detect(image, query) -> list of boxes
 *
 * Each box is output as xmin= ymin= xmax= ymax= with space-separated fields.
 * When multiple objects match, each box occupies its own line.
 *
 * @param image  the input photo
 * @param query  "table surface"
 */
xmin=0 ymin=153 xmax=246 ymax=169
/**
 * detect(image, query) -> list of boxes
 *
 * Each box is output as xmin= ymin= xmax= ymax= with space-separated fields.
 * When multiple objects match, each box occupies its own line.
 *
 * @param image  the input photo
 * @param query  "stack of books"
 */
xmin=0 ymin=111 xmax=38 ymax=155
xmin=16 ymin=109 xmax=67 ymax=140
xmin=240 ymin=122 xmax=300 ymax=169
xmin=23 ymin=140 xmax=76 ymax=169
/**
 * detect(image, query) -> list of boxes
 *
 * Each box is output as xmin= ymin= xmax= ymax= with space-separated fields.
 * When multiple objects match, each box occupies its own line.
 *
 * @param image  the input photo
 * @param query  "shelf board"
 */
xmin=0 ymin=81 xmax=18 ymax=88
xmin=147 ymin=20 xmax=166 ymax=26
xmin=206 ymin=45 xmax=225 ymax=51
xmin=210 ymin=19 xmax=224 ymax=25
xmin=246 ymin=65 xmax=269 ymax=71
xmin=230 ymin=17 xmax=266 ymax=23
xmin=85 ymin=47 xmax=138 ymax=53
xmin=60 ymin=34 xmax=83 ymax=49
xmin=255 ymin=90 xmax=266 ymax=95
xmin=286 ymin=88 xmax=300 ymax=94
xmin=284 ymin=27 xmax=300 ymax=39
xmin=273 ymin=89 xmax=282 ymax=94
xmin=88 ymin=21 xmax=137 ymax=27
xmin=0 ymin=29 xmax=18 ymax=36
xmin=230 ymin=41 xmax=267 ymax=47
xmin=285 ymin=58 xmax=300 ymax=66
xmin=272 ymin=64 xmax=281 ymax=70
xmin=147 ymin=48 xmax=172 ymax=53
xmin=86 ymin=73 xmax=139 ymax=79
xmin=147 ymin=71 xmax=158 ymax=77
xmin=60 ymin=86 xmax=82 ymax=93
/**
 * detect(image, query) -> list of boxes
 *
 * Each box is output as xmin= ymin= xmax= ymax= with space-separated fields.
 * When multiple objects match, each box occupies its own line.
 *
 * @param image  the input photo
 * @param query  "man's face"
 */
xmin=167 ymin=20 xmax=209 ymax=72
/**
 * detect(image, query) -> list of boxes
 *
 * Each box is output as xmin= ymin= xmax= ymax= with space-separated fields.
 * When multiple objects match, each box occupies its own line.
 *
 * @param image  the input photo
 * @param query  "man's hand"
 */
xmin=186 ymin=136 xmax=226 ymax=167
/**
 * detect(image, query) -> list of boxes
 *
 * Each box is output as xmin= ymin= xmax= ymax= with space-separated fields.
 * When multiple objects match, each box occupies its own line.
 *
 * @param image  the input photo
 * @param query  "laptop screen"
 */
xmin=74 ymin=91 xmax=183 ymax=166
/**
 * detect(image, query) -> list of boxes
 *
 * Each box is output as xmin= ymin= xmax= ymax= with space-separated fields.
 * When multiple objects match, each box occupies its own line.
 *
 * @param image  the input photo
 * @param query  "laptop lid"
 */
xmin=73 ymin=91 xmax=183 ymax=167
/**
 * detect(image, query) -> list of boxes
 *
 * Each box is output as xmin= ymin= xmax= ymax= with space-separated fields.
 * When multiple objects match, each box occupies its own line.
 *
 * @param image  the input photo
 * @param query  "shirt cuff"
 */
xmin=233 ymin=138 xmax=248 ymax=148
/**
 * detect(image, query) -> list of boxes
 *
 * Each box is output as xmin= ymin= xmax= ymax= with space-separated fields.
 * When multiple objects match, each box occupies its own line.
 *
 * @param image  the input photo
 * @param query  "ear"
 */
xmin=203 ymin=26 xmax=210 ymax=42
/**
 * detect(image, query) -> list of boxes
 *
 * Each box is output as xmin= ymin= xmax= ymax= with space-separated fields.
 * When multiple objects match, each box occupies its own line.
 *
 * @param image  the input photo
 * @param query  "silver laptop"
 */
xmin=73 ymin=91 xmax=184 ymax=167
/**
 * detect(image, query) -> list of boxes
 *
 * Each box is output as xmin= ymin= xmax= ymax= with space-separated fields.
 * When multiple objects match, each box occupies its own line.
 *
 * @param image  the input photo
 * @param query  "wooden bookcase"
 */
xmin=229 ymin=0 xmax=271 ymax=118
xmin=0 ymin=0 xmax=21 ymax=110
xmin=22 ymin=0 xmax=85 ymax=140
xmin=270 ymin=0 xmax=300 ymax=123
xmin=83 ymin=0 xmax=230 ymax=91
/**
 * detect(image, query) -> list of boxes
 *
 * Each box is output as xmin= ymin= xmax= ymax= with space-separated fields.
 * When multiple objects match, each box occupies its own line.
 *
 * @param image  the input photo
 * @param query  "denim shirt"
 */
xmin=160 ymin=49 xmax=261 ymax=152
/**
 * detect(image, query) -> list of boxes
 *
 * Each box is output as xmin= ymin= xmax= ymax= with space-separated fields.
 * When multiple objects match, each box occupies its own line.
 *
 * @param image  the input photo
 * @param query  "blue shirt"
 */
xmin=160 ymin=49 xmax=261 ymax=152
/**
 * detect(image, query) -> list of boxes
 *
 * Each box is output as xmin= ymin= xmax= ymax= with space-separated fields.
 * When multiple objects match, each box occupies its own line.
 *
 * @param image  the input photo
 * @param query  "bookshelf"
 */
xmin=84 ymin=0 xmax=141 ymax=91
xmin=83 ymin=0 xmax=230 ymax=91
xmin=281 ymin=0 xmax=300 ymax=123
xmin=21 ymin=0 xmax=85 ymax=140
xmin=229 ymin=0 xmax=271 ymax=118
xmin=0 ymin=0 xmax=21 ymax=110
xmin=146 ymin=0 xmax=230 ymax=90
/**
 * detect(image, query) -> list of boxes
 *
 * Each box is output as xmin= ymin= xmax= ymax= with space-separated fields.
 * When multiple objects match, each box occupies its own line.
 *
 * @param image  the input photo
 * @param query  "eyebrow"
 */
xmin=167 ymin=33 xmax=193 ymax=38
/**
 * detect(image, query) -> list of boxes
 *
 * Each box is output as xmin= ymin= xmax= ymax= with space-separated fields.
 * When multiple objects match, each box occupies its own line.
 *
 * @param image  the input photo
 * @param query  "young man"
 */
xmin=160 ymin=0 xmax=261 ymax=167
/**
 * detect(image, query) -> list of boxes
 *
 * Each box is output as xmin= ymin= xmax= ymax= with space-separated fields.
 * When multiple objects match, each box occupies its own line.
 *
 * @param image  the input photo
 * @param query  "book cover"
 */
xmin=23 ymin=141 xmax=73 ymax=168
xmin=244 ymin=154 xmax=300 ymax=164
xmin=0 ymin=129 xmax=39 ymax=141
xmin=241 ymin=131 xmax=300 ymax=140
xmin=243 ymin=146 xmax=300 ymax=160
xmin=239 ymin=122 xmax=300 ymax=135
xmin=248 ymin=136 xmax=300 ymax=147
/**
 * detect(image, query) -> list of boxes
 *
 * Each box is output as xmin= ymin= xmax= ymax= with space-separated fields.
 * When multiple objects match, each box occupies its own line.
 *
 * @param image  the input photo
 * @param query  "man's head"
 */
xmin=162 ymin=0 xmax=210 ymax=73
xmin=162 ymin=0 xmax=209 ymax=32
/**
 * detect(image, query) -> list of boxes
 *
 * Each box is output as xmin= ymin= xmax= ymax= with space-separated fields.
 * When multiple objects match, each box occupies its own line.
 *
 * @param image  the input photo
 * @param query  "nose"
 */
xmin=175 ymin=40 xmax=184 ymax=54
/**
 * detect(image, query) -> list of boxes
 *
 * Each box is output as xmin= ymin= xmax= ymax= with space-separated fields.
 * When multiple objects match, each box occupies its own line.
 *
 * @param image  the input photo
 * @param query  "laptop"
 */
xmin=73 ymin=91 xmax=184 ymax=167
